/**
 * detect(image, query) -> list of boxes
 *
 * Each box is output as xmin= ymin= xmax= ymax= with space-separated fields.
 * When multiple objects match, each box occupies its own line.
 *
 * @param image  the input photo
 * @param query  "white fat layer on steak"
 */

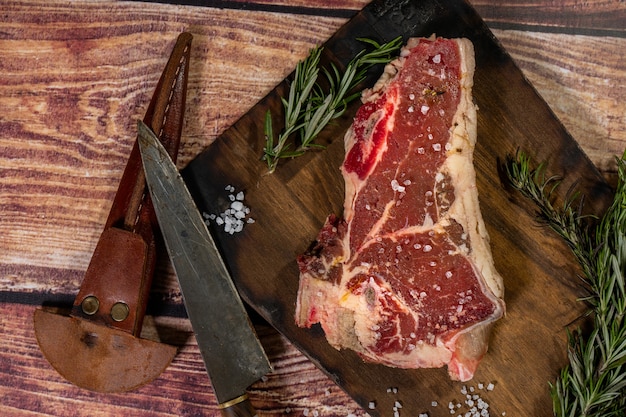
xmin=342 ymin=93 xmax=398 ymax=228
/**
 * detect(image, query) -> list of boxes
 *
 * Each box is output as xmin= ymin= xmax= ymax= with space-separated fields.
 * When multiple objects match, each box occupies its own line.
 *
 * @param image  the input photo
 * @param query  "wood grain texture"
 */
xmin=0 ymin=0 xmax=345 ymax=294
xmin=493 ymin=30 xmax=626 ymax=185
xmin=472 ymin=0 xmax=626 ymax=33
xmin=0 ymin=303 xmax=366 ymax=416
xmin=0 ymin=0 xmax=625 ymax=415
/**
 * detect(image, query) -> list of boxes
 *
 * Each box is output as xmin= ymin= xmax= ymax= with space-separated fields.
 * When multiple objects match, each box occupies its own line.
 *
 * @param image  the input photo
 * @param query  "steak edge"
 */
xmin=296 ymin=37 xmax=505 ymax=382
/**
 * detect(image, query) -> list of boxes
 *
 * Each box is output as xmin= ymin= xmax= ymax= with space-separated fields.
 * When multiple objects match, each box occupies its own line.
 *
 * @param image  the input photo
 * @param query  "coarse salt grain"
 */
xmin=424 ymin=381 xmax=502 ymax=417
xmin=391 ymin=179 xmax=406 ymax=193
xmin=203 ymin=185 xmax=254 ymax=234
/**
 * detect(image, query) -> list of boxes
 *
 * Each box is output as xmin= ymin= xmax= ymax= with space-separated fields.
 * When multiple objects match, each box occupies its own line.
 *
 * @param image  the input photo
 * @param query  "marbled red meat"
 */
xmin=295 ymin=37 xmax=505 ymax=381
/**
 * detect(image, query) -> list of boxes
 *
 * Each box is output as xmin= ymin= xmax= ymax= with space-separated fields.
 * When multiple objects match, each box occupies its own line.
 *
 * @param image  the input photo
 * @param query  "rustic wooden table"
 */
xmin=1 ymin=1 xmax=624 ymax=416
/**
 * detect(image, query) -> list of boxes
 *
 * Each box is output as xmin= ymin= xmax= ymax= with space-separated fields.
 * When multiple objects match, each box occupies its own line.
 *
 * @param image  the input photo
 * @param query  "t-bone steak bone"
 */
xmin=295 ymin=37 xmax=505 ymax=381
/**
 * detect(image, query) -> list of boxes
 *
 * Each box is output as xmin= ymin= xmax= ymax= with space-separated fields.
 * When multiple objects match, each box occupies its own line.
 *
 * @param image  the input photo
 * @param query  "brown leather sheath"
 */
xmin=70 ymin=32 xmax=193 ymax=336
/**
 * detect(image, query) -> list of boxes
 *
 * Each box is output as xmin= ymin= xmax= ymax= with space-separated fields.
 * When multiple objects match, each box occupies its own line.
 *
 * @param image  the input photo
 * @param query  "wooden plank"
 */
xmin=0 ymin=0 xmax=347 ymax=295
xmin=139 ymin=0 xmax=370 ymax=17
xmin=0 ymin=302 xmax=366 ymax=416
xmin=470 ymin=0 xmax=626 ymax=34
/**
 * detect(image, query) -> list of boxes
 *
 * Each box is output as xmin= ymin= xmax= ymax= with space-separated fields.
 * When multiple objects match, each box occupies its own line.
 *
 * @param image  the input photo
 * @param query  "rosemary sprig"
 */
xmin=262 ymin=36 xmax=402 ymax=173
xmin=505 ymin=150 xmax=626 ymax=417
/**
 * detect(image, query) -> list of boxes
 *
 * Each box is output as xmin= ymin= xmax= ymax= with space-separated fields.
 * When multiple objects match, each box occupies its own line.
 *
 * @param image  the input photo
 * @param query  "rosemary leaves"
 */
xmin=262 ymin=37 xmax=402 ymax=173
xmin=505 ymin=151 xmax=626 ymax=417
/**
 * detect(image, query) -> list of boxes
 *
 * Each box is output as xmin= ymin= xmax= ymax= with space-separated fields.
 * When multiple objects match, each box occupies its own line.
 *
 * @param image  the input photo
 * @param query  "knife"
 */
xmin=137 ymin=120 xmax=271 ymax=416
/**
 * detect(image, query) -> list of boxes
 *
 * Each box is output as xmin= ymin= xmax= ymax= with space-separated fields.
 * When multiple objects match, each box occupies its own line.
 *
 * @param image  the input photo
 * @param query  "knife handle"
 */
xmin=218 ymin=394 xmax=258 ymax=417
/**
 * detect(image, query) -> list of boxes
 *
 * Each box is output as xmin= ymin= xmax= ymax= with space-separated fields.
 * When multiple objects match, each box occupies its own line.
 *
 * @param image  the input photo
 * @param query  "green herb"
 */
xmin=505 ymin=150 xmax=626 ymax=417
xmin=262 ymin=36 xmax=402 ymax=173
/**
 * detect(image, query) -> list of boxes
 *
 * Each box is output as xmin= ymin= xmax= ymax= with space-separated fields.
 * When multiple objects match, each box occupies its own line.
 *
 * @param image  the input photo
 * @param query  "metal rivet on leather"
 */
xmin=81 ymin=296 xmax=100 ymax=315
xmin=111 ymin=302 xmax=130 ymax=322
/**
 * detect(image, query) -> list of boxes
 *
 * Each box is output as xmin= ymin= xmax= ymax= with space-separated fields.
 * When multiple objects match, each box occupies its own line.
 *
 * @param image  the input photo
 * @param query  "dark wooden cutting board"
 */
xmin=182 ymin=0 xmax=614 ymax=415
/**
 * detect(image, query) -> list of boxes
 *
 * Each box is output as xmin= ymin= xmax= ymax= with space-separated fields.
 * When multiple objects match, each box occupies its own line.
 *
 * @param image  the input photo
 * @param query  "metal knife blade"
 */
xmin=137 ymin=120 xmax=271 ymax=414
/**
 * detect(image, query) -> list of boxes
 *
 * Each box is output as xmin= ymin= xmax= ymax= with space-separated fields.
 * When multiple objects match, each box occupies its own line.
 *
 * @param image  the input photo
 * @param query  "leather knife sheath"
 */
xmin=70 ymin=32 xmax=193 ymax=335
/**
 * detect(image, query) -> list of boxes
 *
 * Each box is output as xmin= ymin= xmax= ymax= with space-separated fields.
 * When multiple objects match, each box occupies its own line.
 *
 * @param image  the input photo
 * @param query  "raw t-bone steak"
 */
xmin=295 ymin=37 xmax=505 ymax=381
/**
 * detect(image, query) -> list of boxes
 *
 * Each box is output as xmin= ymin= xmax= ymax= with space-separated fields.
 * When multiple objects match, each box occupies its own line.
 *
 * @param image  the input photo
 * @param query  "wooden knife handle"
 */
xmin=218 ymin=394 xmax=258 ymax=417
